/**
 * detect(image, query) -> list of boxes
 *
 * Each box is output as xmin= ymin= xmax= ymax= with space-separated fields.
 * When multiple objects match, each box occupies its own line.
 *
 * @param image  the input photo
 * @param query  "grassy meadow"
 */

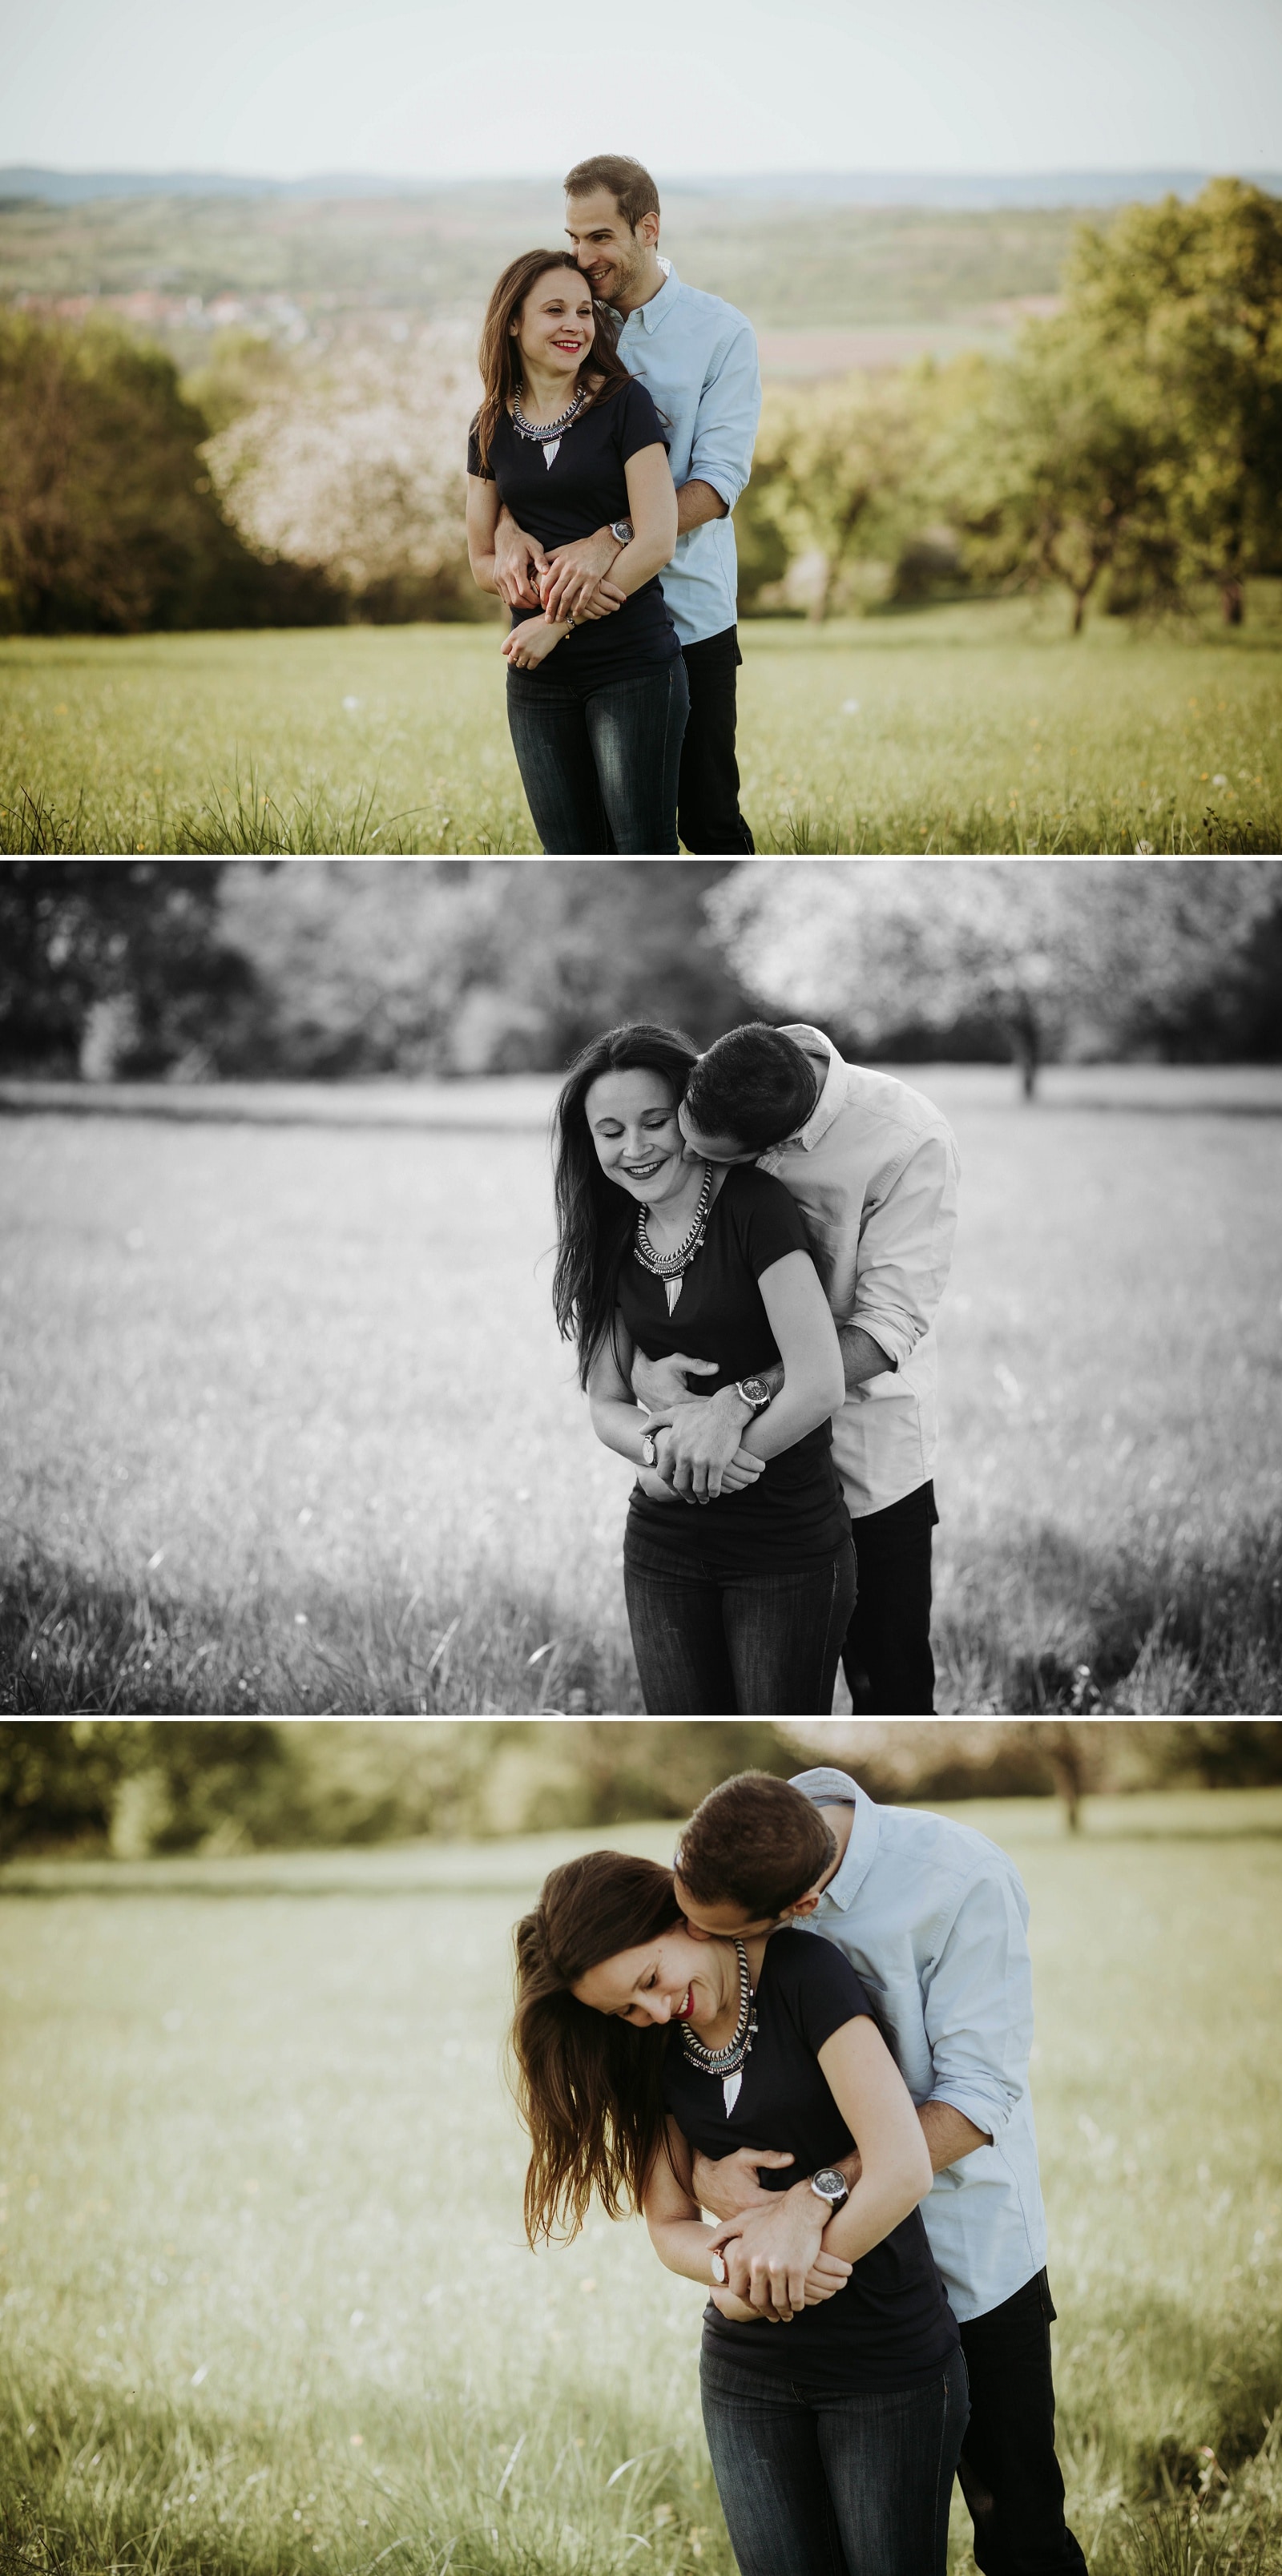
xmin=2 ymin=1806 xmax=1281 ymax=2576
xmin=3 ymin=599 xmax=1282 ymax=855
xmin=2 ymin=1064 xmax=1280 ymax=1716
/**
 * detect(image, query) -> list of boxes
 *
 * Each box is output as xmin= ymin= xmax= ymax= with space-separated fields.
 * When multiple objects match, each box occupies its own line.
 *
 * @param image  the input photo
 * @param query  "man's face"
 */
xmin=565 ymin=187 xmax=657 ymax=308
xmin=676 ymin=1098 xmax=757 ymax=1167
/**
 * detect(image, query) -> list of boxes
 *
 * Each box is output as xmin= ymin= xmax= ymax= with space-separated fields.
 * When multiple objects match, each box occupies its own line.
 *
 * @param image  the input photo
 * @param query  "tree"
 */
xmin=0 ymin=860 xmax=256 ymax=1077
xmin=0 ymin=315 xmax=321 ymax=635
xmin=204 ymin=324 xmax=485 ymax=619
xmin=705 ymin=859 xmax=1282 ymax=1098
xmin=1060 ymin=179 xmax=1282 ymax=625
xmin=941 ymin=326 xmax=1166 ymax=635
xmin=744 ymin=372 xmax=923 ymax=621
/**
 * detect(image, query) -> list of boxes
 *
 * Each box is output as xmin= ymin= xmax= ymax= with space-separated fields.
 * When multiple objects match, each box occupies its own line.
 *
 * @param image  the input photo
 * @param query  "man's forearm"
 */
xmin=676 ymin=478 xmax=730 ymax=534
xmin=829 ymin=2101 xmax=990 ymax=2194
xmin=741 ymin=1336 xmax=889 ymax=1409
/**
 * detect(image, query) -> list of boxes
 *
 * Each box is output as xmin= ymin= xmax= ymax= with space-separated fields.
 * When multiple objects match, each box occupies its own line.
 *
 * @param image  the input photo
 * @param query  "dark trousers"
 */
xmin=623 ymin=1524 xmax=856 ymax=1714
xmin=677 ymin=624 xmax=755 ymax=853
xmin=842 ymin=1477 xmax=938 ymax=1715
xmin=700 ymin=2341 xmax=970 ymax=2576
xmin=957 ymin=2271 xmax=1088 ymax=2576
xmin=506 ymin=656 xmax=688 ymax=853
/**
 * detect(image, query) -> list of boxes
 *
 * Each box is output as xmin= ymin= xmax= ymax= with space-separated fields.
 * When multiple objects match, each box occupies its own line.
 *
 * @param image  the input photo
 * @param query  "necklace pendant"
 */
xmin=663 ymin=1276 xmax=681 ymax=1316
xmin=542 ymin=439 xmax=560 ymax=469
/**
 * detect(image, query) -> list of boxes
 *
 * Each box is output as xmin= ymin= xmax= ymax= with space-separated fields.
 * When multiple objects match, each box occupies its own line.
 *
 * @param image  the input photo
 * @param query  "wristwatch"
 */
xmin=641 ymin=1429 xmax=660 ymax=1469
xmin=610 ymin=518 xmax=635 ymax=546
xmin=735 ymin=1375 xmax=772 ymax=1415
xmin=810 ymin=2167 xmax=850 ymax=2216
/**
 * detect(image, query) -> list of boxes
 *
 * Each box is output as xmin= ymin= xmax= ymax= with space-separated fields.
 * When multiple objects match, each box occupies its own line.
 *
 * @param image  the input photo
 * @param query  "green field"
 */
xmin=2 ymin=1806 xmax=1281 ymax=2576
xmin=3 ymin=602 xmax=1281 ymax=855
xmin=2 ymin=1066 xmax=1280 ymax=1716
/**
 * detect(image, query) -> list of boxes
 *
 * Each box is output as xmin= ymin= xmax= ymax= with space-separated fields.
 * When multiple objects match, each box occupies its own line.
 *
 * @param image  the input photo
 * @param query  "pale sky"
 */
xmin=3 ymin=0 xmax=1280 ymax=182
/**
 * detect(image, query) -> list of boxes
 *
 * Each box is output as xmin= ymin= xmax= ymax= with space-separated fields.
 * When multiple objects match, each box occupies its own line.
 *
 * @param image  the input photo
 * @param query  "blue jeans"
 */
xmin=700 ymin=2343 xmax=970 ymax=2576
xmin=506 ymin=656 xmax=688 ymax=852
xmin=623 ymin=1526 xmax=857 ymax=1715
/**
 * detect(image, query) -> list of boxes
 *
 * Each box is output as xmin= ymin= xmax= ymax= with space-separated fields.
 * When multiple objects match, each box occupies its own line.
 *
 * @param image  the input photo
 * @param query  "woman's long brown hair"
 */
xmin=510 ymin=1850 xmax=684 ymax=2245
xmin=473 ymin=251 xmax=635 ymax=473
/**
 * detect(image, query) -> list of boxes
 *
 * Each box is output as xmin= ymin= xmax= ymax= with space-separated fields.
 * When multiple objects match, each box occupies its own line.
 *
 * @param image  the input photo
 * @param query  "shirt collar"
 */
xmin=777 ymin=1024 xmax=849 ymax=1152
xmin=615 ymin=262 xmax=681 ymax=334
xmin=815 ymin=1784 xmax=881 ymax=1913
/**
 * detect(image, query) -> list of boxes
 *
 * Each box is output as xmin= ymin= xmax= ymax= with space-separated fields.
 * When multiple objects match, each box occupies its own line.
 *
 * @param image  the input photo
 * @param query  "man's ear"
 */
xmin=784 ymin=1889 xmax=824 ymax=1921
xmin=638 ymin=210 xmax=660 ymax=251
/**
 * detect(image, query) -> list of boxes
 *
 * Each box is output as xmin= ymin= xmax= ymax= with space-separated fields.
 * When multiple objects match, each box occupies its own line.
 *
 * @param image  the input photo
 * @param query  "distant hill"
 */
xmin=3 ymin=165 xmax=1279 ymax=209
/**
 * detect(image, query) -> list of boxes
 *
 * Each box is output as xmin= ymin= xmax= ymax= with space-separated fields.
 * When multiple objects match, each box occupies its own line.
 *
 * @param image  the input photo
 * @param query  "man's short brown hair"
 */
xmin=675 ymin=1772 xmax=837 ymax=1917
xmin=563 ymin=155 xmax=661 ymax=231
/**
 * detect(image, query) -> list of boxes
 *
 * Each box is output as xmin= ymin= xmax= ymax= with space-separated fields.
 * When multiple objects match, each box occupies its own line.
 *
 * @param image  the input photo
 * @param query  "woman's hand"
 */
xmin=802 ymin=2250 xmax=853 ymax=2305
xmin=635 ymin=1466 xmax=684 ymax=1506
xmin=710 ymin=2286 xmax=771 ymax=2324
xmin=502 ymin=614 xmax=566 ymax=670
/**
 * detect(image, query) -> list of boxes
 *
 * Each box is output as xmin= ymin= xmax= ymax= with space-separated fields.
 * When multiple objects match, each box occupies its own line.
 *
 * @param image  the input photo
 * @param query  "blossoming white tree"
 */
xmin=707 ymin=860 xmax=1282 ymax=1096
xmin=203 ymin=325 xmax=482 ymax=606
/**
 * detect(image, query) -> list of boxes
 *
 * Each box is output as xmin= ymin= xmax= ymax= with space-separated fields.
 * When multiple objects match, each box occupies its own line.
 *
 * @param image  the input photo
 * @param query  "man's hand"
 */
xmin=634 ymin=1465 xmax=683 ymax=1506
xmin=693 ymin=2146 xmax=795 ymax=2220
xmin=658 ymin=1386 xmax=761 ymax=1501
xmin=653 ymin=1423 xmax=763 ymax=1501
xmin=633 ymin=1349 xmax=720 ymax=1411
xmin=540 ymin=530 xmax=626 ymax=620
xmin=707 ymin=2184 xmax=826 ymax=2321
xmin=711 ymin=2251 xmax=851 ymax=2326
xmin=493 ymin=514 xmax=549 ymax=611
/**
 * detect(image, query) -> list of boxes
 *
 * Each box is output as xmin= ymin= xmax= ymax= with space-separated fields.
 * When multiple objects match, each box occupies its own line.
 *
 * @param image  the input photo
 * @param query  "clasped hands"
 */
xmin=495 ymin=523 xmax=627 ymax=670
xmin=695 ymin=2147 xmax=852 ymax=2326
xmin=633 ymin=1349 xmax=764 ymax=1506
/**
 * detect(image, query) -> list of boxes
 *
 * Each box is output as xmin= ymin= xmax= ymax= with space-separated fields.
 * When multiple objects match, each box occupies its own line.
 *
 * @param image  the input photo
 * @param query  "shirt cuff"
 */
xmin=928 ymin=2082 xmax=1011 ymax=2143
xmin=686 ymin=463 xmax=742 ymax=511
xmin=849 ymin=1307 xmax=913 ymax=1372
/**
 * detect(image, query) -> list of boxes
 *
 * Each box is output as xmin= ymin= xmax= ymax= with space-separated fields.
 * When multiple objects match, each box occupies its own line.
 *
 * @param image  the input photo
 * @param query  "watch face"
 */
xmin=812 ymin=2167 xmax=845 ymax=2198
xmin=741 ymin=1377 xmax=770 ymax=1406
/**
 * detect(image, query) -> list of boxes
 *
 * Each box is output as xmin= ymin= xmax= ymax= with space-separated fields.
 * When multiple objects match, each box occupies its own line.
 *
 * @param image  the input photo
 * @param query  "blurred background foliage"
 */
xmin=3 ymin=1717 xmax=1282 ymax=1860
xmin=2 ymin=856 xmax=1280 ymax=1086
xmin=1 ymin=178 xmax=1280 ymax=638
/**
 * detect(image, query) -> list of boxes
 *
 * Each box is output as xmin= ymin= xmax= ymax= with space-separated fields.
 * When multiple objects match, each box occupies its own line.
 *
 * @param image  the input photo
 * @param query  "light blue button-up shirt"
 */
xmin=613 ymin=264 xmax=761 ymax=648
xmin=791 ymin=1767 xmax=1048 ymax=2323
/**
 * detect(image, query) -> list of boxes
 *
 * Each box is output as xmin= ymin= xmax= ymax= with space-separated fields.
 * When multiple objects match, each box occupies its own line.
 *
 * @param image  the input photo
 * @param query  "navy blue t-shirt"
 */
xmin=662 ymin=1929 xmax=958 ymax=2390
xmin=619 ymin=1163 xmax=849 ymax=1571
xmin=467 ymin=377 xmax=680 ymax=686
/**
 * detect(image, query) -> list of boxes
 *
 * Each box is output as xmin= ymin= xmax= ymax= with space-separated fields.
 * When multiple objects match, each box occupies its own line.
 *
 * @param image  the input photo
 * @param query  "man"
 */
xmin=673 ymin=1767 xmax=1088 ymax=2576
xmin=635 ymin=1019 xmax=960 ymax=1715
xmin=491 ymin=153 xmax=760 ymax=855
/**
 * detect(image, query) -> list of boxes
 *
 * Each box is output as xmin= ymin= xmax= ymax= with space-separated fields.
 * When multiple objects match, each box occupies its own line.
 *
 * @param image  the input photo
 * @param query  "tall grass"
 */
xmin=0 ymin=1825 xmax=1280 ymax=2574
xmin=2 ymin=1074 xmax=1280 ymax=1716
xmin=2 ymin=602 xmax=1280 ymax=853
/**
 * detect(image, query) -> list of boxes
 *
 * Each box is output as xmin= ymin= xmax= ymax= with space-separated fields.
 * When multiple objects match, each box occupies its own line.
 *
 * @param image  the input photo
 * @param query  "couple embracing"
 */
xmin=511 ymin=1767 xmax=1088 ymax=2576
xmin=466 ymin=153 xmax=759 ymax=853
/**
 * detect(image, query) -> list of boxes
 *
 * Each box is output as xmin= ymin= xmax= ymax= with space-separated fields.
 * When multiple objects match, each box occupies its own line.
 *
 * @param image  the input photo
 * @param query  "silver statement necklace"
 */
xmin=511 ymin=385 xmax=587 ymax=470
xmin=680 ymin=1940 xmax=758 ymax=2118
xmin=635 ymin=1162 xmax=714 ymax=1316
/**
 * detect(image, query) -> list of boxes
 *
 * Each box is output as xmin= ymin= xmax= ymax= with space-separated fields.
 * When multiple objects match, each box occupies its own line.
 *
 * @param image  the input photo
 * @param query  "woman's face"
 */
xmin=583 ymin=1065 xmax=692 ymax=1209
xmin=514 ymin=269 xmax=595 ymax=384
xmin=572 ymin=1927 xmax=732 ymax=2030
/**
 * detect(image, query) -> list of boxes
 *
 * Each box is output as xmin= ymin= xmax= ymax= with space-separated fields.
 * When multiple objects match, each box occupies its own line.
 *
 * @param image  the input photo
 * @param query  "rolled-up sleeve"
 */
xmin=848 ymin=1131 xmax=960 ymax=1370
xmin=687 ymin=320 xmax=762 ymax=513
xmin=921 ymin=1870 xmax=1034 ymax=2144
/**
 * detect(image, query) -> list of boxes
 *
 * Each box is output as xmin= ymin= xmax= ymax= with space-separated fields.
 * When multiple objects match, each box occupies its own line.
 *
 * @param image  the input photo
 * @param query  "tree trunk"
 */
xmin=1010 ymin=1002 xmax=1041 ymax=1101
xmin=1220 ymin=578 xmax=1244 ymax=627
xmin=1070 ymin=587 xmax=1088 ymax=636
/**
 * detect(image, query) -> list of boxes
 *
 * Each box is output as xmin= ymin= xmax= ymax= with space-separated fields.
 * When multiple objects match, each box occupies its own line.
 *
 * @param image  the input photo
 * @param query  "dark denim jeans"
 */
xmin=700 ymin=2342 xmax=970 ymax=2576
xmin=506 ymin=655 xmax=688 ymax=852
xmin=623 ymin=1525 xmax=856 ymax=1715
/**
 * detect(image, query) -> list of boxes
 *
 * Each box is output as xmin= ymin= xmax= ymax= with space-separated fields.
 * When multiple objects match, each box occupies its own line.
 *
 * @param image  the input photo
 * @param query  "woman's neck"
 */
xmin=643 ymin=1158 xmax=711 ymax=1249
xmin=694 ymin=1933 xmax=769 ymax=2049
xmin=516 ymin=360 xmax=582 ymax=423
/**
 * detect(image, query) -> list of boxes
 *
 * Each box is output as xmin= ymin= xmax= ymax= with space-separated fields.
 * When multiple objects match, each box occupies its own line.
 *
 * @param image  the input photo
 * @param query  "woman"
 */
xmin=466 ymin=252 xmax=687 ymax=853
xmin=512 ymin=1851 xmax=967 ymax=2576
xmin=552 ymin=1022 xmax=856 ymax=1715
